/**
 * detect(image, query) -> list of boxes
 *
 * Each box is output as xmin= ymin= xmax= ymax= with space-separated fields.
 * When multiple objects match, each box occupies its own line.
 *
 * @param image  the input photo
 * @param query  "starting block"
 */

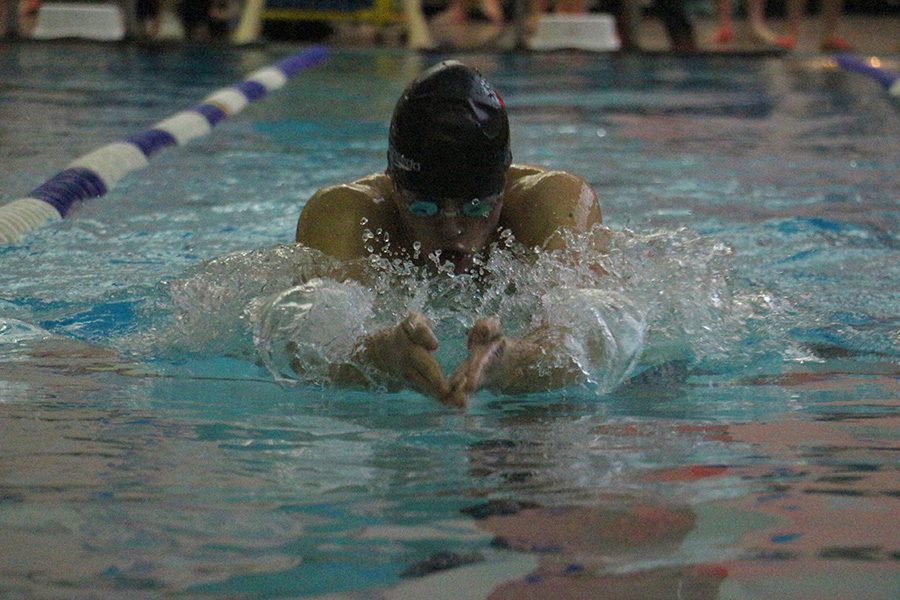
xmin=530 ymin=14 xmax=621 ymax=52
xmin=33 ymin=3 xmax=126 ymax=41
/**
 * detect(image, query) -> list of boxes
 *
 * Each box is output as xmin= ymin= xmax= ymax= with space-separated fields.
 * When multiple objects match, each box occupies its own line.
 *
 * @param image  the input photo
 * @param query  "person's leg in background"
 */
xmin=819 ymin=0 xmax=850 ymax=50
xmin=778 ymin=0 xmax=851 ymax=51
xmin=654 ymin=0 xmax=696 ymax=52
xmin=614 ymin=0 xmax=641 ymax=51
xmin=17 ymin=0 xmax=39 ymax=36
xmin=747 ymin=0 xmax=776 ymax=44
xmin=555 ymin=0 xmax=585 ymax=12
xmin=445 ymin=0 xmax=505 ymax=24
xmin=777 ymin=0 xmax=804 ymax=49
xmin=713 ymin=0 xmax=734 ymax=45
xmin=402 ymin=0 xmax=434 ymax=49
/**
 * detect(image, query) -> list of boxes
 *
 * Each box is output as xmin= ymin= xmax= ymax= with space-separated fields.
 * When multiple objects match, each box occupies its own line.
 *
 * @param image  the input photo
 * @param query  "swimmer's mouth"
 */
xmin=439 ymin=249 xmax=470 ymax=272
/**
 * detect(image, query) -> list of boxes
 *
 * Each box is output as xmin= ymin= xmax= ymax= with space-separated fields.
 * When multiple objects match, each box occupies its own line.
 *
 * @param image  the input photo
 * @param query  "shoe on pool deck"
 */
xmin=713 ymin=26 xmax=734 ymax=45
xmin=821 ymin=36 xmax=853 ymax=52
xmin=776 ymin=35 xmax=797 ymax=50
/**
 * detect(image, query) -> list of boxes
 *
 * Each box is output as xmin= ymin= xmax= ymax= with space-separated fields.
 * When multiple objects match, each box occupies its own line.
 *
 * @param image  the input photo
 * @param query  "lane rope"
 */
xmin=0 ymin=45 xmax=328 ymax=245
xmin=834 ymin=53 xmax=900 ymax=98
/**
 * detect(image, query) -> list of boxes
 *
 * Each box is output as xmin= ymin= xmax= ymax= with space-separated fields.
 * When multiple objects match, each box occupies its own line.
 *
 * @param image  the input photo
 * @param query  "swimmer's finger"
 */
xmin=404 ymin=349 xmax=448 ymax=398
xmin=468 ymin=317 xmax=502 ymax=349
xmin=441 ymin=382 xmax=469 ymax=408
xmin=443 ymin=366 xmax=472 ymax=408
xmin=402 ymin=312 xmax=439 ymax=351
xmin=444 ymin=357 xmax=481 ymax=408
xmin=449 ymin=336 xmax=504 ymax=402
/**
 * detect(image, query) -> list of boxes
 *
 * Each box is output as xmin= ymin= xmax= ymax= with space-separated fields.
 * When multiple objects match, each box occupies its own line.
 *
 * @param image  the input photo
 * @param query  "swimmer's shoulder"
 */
xmin=501 ymin=164 xmax=603 ymax=250
xmin=296 ymin=173 xmax=396 ymax=261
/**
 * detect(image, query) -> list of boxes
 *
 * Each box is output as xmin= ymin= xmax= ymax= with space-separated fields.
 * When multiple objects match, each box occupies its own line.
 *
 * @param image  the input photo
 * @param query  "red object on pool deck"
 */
xmin=713 ymin=26 xmax=735 ymax=45
xmin=776 ymin=35 xmax=798 ymax=50
xmin=821 ymin=36 xmax=853 ymax=51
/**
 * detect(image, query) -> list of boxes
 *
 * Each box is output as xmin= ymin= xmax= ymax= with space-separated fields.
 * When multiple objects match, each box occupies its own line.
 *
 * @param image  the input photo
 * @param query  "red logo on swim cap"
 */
xmin=480 ymin=78 xmax=505 ymax=108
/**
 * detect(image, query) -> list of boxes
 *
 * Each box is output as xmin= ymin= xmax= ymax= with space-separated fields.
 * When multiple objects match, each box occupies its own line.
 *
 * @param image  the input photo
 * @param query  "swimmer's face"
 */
xmin=393 ymin=184 xmax=504 ymax=274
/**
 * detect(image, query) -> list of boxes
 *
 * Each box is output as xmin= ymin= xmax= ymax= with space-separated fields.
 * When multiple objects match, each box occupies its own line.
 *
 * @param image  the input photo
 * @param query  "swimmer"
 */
xmin=295 ymin=60 xmax=604 ymax=407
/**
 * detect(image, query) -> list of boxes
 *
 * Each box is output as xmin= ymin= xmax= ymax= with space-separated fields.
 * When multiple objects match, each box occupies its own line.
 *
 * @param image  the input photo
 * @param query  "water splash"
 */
xmin=251 ymin=278 xmax=373 ymax=385
xmin=139 ymin=244 xmax=340 ymax=359
xmin=145 ymin=226 xmax=793 ymax=394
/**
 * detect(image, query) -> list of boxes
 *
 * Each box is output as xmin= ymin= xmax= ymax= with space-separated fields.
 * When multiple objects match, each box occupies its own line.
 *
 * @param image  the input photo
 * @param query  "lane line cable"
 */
xmin=0 ymin=45 xmax=329 ymax=245
xmin=834 ymin=53 xmax=900 ymax=98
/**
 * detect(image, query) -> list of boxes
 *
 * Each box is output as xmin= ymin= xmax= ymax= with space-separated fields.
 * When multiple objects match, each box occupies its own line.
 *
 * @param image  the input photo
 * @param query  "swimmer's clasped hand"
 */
xmin=358 ymin=313 xmax=549 ymax=408
xmin=358 ymin=312 xmax=449 ymax=400
xmin=443 ymin=317 xmax=506 ymax=408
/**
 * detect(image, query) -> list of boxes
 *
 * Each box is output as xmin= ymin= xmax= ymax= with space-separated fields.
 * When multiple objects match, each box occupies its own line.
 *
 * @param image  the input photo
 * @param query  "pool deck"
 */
xmin=4 ymin=8 xmax=898 ymax=57
xmin=627 ymin=13 xmax=899 ymax=55
xmin=329 ymin=13 xmax=900 ymax=56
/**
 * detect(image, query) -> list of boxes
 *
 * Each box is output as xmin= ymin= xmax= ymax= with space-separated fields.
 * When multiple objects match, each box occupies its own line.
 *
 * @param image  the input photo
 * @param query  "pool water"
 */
xmin=1 ymin=43 xmax=898 ymax=598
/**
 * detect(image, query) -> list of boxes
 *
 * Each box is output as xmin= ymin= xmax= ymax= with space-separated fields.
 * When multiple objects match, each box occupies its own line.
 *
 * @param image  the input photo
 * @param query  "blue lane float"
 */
xmin=0 ymin=45 xmax=329 ymax=244
xmin=834 ymin=53 xmax=900 ymax=98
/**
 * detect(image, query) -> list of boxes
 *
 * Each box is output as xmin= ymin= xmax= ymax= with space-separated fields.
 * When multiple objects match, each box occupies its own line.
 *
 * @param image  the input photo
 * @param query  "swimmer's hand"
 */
xmin=445 ymin=319 xmax=584 ymax=406
xmin=356 ymin=312 xmax=449 ymax=401
xmin=444 ymin=318 xmax=506 ymax=408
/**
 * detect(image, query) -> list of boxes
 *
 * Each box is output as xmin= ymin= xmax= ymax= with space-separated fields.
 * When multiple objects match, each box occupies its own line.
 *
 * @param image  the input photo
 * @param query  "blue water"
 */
xmin=1 ymin=44 xmax=898 ymax=598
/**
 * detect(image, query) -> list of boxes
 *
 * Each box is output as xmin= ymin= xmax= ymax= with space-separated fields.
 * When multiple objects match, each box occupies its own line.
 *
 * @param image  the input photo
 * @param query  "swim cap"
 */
xmin=388 ymin=60 xmax=512 ymax=199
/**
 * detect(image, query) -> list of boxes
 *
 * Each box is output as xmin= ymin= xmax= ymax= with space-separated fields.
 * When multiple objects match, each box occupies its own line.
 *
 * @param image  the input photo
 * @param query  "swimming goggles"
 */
xmin=404 ymin=192 xmax=502 ymax=219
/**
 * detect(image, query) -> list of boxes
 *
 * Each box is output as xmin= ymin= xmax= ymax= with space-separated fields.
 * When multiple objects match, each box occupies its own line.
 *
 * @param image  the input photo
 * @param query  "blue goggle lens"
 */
xmin=406 ymin=196 xmax=497 ymax=219
xmin=461 ymin=198 xmax=494 ymax=218
xmin=407 ymin=200 xmax=439 ymax=217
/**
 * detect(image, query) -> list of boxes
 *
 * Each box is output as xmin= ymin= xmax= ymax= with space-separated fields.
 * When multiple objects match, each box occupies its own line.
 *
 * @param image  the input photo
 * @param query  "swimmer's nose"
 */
xmin=438 ymin=215 xmax=464 ymax=238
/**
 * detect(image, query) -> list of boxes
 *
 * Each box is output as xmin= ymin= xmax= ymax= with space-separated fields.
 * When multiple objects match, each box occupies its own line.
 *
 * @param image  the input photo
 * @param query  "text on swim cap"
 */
xmin=388 ymin=146 xmax=421 ymax=172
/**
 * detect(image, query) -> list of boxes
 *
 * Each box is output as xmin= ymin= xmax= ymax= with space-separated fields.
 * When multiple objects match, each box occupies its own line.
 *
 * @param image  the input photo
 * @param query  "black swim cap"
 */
xmin=388 ymin=60 xmax=512 ymax=199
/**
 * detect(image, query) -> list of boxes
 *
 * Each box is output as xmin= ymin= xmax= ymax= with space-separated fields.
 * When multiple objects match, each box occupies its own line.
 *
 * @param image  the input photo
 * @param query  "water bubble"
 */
xmin=359 ymin=217 xmax=369 ymax=225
